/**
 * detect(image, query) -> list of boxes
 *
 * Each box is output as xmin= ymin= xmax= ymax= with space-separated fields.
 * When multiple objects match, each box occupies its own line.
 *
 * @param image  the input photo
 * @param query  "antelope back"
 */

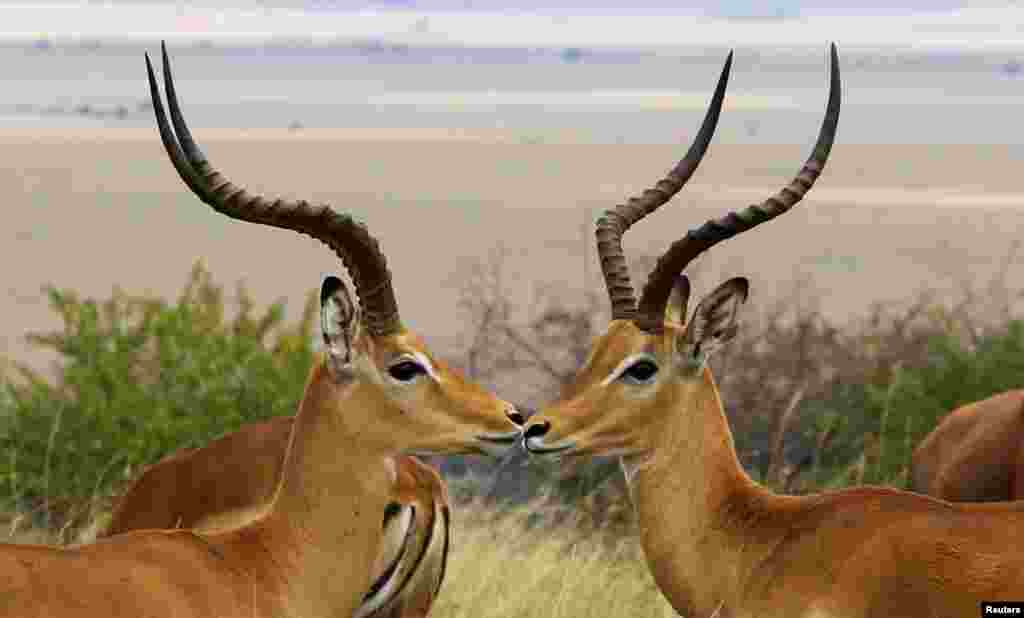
xmin=911 ymin=390 xmax=1024 ymax=502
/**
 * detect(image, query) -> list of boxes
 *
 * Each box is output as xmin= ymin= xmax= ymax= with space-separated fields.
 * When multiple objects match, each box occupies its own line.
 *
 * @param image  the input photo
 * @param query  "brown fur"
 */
xmin=911 ymin=390 xmax=1024 ymax=502
xmin=103 ymin=417 xmax=293 ymax=536
xmin=100 ymin=416 xmax=449 ymax=618
xmin=3 ymin=337 xmax=516 ymax=617
xmin=528 ymin=303 xmax=1024 ymax=617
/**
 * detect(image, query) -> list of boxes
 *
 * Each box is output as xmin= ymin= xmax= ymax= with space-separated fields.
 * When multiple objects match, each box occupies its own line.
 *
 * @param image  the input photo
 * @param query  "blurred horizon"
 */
xmin=0 ymin=0 xmax=971 ymax=12
xmin=0 ymin=1 xmax=1022 ymax=145
xmin=1 ymin=2 xmax=1021 ymax=51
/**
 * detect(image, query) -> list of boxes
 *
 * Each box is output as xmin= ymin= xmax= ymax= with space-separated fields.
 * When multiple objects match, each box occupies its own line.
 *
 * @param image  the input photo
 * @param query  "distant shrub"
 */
xmin=1 ymin=261 xmax=317 ymax=523
xmin=6 ymin=249 xmax=1024 ymax=534
xmin=863 ymin=320 xmax=1024 ymax=484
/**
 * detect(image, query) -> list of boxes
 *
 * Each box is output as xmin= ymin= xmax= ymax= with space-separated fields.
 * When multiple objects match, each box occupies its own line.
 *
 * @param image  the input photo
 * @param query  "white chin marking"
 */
xmin=526 ymin=436 xmax=572 ymax=454
xmin=525 ymin=436 xmax=546 ymax=452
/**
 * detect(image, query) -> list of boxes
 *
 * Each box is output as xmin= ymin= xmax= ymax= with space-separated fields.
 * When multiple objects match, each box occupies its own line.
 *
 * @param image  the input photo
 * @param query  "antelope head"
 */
xmin=146 ymin=44 xmax=523 ymax=458
xmin=524 ymin=45 xmax=840 ymax=464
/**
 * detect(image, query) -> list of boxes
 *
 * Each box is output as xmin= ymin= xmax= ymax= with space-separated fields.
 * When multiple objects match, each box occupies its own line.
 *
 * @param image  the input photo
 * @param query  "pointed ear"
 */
xmin=320 ymin=275 xmax=360 ymax=375
xmin=664 ymin=274 xmax=691 ymax=325
xmin=678 ymin=277 xmax=748 ymax=370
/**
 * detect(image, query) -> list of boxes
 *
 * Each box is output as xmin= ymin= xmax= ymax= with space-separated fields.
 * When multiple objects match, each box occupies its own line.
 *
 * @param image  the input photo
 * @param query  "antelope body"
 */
xmin=911 ymin=390 xmax=1024 ymax=502
xmin=523 ymin=45 xmax=1024 ymax=617
xmin=0 ymin=44 xmax=522 ymax=618
xmin=100 ymin=417 xmax=451 ymax=618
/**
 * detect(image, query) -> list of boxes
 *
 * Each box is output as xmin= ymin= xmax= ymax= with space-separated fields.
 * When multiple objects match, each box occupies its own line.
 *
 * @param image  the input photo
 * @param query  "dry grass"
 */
xmin=434 ymin=502 xmax=674 ymax=618
xmin=2 ymin=499 xmax=675 ymax=618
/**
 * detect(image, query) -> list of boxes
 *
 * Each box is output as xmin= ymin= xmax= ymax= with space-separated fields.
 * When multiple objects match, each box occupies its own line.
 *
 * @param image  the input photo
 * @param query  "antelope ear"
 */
xmin=677 ymin=277 xmax=748 ymax=371
xmin=664 ymin=274 xmax=691 ymax=325
xmin=320 ymin=275 xmax=360 ymax=376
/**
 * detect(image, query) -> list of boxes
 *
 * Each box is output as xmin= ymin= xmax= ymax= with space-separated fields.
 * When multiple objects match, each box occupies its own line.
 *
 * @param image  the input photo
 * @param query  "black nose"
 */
xmin=506 ymin=408 xmax=527 ymax=426
xmin=506 ymin=406 xmax=537 ymax=426
xmin=523 ymin=421 xmax=550 ymax=440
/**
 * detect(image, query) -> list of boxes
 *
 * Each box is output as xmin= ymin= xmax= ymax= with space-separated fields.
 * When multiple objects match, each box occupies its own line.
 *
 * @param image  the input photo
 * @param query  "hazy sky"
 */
xmin=46 ymin=1 xmax=969 ymax=15
xmin=6 ymin=1 xmax=1019 ymax=52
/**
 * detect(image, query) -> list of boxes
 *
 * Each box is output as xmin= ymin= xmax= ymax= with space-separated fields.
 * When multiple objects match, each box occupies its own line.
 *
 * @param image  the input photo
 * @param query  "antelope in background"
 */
xmin=0 ymin=43 xmax=523 ymax=618
xmin=523 ymin=44 xmax=1024 ymax=617
xmin=911 ymin=389 xmax=1024 ymax=503
xmin=98 ymin=415 xmax=451 ymax=618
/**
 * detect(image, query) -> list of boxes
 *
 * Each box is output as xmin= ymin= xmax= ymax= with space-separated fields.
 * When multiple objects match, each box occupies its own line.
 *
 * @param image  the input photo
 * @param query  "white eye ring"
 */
xmin=603 ymin=353 xmax=659 ymax=386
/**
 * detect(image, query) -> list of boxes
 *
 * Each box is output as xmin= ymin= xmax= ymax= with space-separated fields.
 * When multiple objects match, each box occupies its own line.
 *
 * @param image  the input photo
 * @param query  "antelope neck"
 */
xmin=626 ymin=367 xmax=781 ymax=615
xmin=258 ymin=360 xmax=395 ymax=617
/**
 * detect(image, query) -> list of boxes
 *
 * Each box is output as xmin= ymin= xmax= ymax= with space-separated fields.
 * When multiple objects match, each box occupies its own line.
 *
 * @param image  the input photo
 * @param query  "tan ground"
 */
xmin=3 ymin=128 xmax=1023 ymax=377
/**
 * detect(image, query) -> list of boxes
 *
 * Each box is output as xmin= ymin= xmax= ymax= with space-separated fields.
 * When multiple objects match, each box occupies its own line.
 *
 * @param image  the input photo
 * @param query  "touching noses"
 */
xmin=523 ymin=419 xmax=550 ymax=441
xmin=505 ymin=404 xmax=537 ymax=428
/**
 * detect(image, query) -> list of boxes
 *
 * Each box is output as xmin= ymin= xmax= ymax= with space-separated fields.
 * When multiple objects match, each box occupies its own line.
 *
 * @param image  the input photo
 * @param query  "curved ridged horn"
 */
xmin=145 ymin=42 xmax=402 ymax=337
xmin=595 ymin=51 xmax=732 ymax=321
xmin=635 ymin=43 xmax=841 ymax=333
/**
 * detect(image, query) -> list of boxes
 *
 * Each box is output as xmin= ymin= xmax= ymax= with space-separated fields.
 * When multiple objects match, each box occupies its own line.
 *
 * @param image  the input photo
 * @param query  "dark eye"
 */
xmin=623 ymin=360 xmax=658 ymax=383
xmin=389 ymin=361 xmax=426 ymax=382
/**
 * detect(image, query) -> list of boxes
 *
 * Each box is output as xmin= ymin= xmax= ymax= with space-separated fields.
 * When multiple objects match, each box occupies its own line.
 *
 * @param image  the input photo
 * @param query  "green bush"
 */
xmin=790 ymin=380 xmax=872 ymax=488
xmin=1 ymin=261 xmax=317 ymax=521
xmin=6 ymin=258 xmax=1024 ymax=533
xmin=863 ymin=320 xmax=1024 ymax=484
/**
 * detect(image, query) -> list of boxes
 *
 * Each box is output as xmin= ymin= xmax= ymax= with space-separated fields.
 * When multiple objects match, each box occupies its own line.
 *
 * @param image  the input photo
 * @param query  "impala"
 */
xmin=523 ymin=45 xmax=1024 ymax=617
xmin=99 ymin=416 xmax=451 ymax=618
xmin=911 ymin=389 xmax=1024 ymax=502
xmin=0 ymin=44 xmax=522 ymax=618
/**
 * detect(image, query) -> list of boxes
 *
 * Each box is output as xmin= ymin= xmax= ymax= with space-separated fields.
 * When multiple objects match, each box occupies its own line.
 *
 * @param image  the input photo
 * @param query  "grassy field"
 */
xmin=2 ymin=498 xmax=675 ymax=618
